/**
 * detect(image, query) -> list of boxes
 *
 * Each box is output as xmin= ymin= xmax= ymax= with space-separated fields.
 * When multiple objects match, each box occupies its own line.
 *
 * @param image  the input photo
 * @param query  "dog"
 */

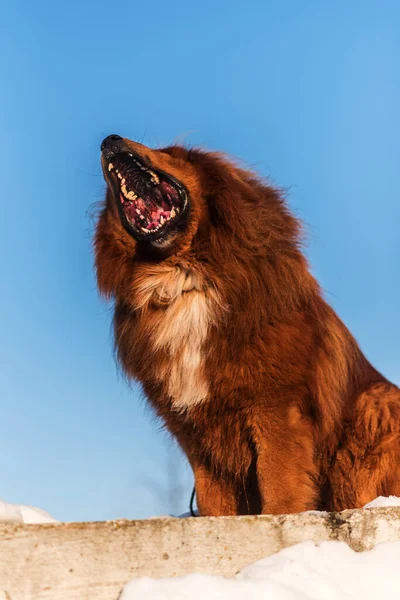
xmin=94 ymin=134 xmax=400 ymax=515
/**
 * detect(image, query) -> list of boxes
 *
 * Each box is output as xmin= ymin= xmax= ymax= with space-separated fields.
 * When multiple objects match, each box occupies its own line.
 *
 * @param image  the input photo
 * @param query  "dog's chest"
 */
xmin=134 ymin=265 xmax=215 ymax=410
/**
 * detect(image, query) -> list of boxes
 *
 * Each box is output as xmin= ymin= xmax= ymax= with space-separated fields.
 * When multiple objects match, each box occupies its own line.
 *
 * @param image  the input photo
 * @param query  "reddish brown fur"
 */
xmin=94 ymin=138 xmax=400 ymax=515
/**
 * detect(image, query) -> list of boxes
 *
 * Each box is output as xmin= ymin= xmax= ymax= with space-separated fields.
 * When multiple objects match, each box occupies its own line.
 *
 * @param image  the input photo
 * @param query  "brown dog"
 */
xmin=94 ymin=134 xmax=400 ymax=515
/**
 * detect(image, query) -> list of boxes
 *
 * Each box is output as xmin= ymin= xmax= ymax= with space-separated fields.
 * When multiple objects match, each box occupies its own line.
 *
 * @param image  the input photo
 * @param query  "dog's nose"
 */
xmin=101 ymin=134 xmax=122 ymax=152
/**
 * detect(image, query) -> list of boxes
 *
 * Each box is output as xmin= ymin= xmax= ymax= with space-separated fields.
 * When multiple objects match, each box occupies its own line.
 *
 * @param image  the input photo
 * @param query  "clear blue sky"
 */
xmin=0 ymin=0 xmax=399 ymax=521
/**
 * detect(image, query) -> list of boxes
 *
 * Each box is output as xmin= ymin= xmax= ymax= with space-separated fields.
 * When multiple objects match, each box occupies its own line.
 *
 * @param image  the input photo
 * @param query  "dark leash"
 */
xmin=189 ymin=486 xmax=197 ymax=516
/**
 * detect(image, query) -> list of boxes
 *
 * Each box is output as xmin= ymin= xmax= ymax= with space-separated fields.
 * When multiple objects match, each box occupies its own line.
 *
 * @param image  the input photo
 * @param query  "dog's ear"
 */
xmin=194 ymin=152 xmax=251 ymax=232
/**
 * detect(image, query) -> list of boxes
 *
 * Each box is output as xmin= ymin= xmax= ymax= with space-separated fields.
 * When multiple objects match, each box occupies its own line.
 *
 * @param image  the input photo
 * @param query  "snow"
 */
xmin=0 ymin=500 xmax=57 ymax=524
xmin=121 ymin=540 xmax=400 ymax=600
xmin=121 ymin=496 xmax=400 ymax=600
xmin=363 ymin=495 xmax=400 ymax=508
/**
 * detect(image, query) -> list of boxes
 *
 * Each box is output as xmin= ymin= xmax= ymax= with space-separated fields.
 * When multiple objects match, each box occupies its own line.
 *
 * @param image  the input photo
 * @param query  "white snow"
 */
xmin=363 ymin=495 xmax=400 ymax=508
xmin=121 ymin=497 xmax=400 ymax=600
xmin=0 ymin=500 xmax=57 ymax=524
xmin=121 ymin=540 xmax=400 ymax=600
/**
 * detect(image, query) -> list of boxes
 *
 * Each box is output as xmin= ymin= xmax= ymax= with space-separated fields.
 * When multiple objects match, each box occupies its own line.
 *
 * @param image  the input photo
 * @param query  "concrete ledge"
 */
xmin=1 ymin=507 xmax=400 ymax=600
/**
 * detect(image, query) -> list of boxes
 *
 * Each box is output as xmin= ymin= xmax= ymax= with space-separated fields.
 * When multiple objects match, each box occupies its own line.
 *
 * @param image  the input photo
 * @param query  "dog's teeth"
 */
xmin=118 ymin=172 xmax=123 ymax=180
xmin=170 ymin=208 xmax=176 ymax=218
xmin=120 ymin=185 xmax=135 ymax=201
xmin=121 ymin=178 xmax=125 ymax=184
xmin=148 ymin=170 xmax=159 ymax=184
xmin=129 ymin=153 xmax=133 ymax=157
xmin=160 ymin=216 xmax=165 ymax=225
xmin=108 ymin=163 xmax=114 ymax=172
xmin=136 ymin=209 xmax=141 ymax=215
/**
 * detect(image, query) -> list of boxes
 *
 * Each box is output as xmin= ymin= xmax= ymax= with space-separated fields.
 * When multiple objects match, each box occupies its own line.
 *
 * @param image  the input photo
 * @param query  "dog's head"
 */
xmin=96 ymin=134 xmax=304 ymax=302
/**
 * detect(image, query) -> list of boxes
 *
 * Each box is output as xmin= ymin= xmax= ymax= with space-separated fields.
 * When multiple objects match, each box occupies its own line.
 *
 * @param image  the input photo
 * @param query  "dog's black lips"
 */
xmin=105 ymin=151 xmax=189 ymax=243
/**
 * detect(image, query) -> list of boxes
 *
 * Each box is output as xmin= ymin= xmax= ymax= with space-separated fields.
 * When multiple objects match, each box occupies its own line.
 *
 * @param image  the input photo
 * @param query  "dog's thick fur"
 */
xmin=95 ymin=138 xmax=400 ymax=515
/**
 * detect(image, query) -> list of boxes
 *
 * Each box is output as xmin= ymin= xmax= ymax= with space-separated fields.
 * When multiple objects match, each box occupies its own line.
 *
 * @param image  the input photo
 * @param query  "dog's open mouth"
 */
xmin=106 ymin=152 xmax=188 ymax=242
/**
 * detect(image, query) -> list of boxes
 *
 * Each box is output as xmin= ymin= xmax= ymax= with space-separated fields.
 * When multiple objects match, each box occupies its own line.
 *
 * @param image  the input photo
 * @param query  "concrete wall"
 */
xmin=1 ymin=507 xmax=400 ymax=600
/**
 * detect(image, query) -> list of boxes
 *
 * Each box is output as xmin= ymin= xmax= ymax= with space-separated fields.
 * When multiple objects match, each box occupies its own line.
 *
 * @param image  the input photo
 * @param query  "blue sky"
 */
xmin=0 ymin=0 xmax=399 ymax=521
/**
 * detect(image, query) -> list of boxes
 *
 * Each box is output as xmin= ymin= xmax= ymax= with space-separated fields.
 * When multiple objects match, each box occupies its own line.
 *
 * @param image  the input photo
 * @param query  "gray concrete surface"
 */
xmin=1 ymin=507 xmax=400 ymax=600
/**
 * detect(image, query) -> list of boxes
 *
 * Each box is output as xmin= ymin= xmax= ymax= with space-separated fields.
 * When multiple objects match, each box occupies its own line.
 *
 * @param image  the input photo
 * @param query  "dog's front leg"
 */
xmin=252 ymin=406 xmax=318 ymax=514
xmin=192 ymin=463 xmax=239 ymax=516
